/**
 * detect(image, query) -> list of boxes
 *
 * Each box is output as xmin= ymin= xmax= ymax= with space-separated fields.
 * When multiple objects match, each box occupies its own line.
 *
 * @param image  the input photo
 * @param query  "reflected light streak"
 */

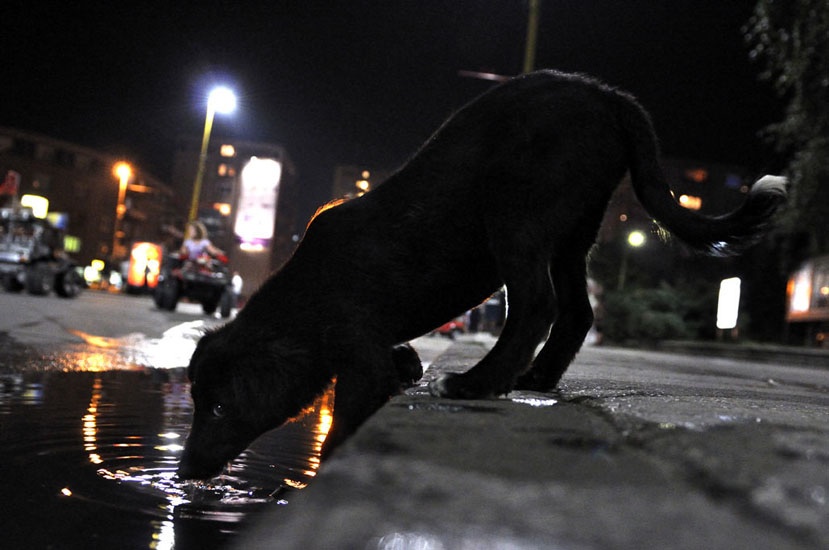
xmin=151 ymin=520 xmax=175 ymax=550
xmin=83 ymin=377 xmax=103 ymax=459
xmin=154 ymin=444 xmax=184 ymax=453
xmin=284 ymin=385 xmax=334 ymax=484
xmin=68 ymin=330 xmax=120 ymax=349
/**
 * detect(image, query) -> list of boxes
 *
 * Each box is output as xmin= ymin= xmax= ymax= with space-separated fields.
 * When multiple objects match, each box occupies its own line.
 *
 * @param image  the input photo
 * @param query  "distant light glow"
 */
xmin=679 ymin=194 xmax=702 ymax=210
xmin=21 ymin=194 xmax=49 ymax=218
xmin=113 ymin=161 xmax=132 ymax=182
xmin=127 ymin=242 xmax=162 ymax=289
xmin=239 ymin=242 xmax=266 ymax=252
xmin=64 ymin=235 xmax=81 ymax=253
xmin=627 ymin=230 xmax=646 ymax=248
xmin=214 ymin=202 xmax=232 ymax=216
xmin=685 ymin=168 xmax=708 ymax=183
xmin=717 ymin=277 xmax=742 ymax=330
xmin=208 ymin=86 xmax=236 ymax=114
xmin=788 ymin=264 xmax=812 ymax=314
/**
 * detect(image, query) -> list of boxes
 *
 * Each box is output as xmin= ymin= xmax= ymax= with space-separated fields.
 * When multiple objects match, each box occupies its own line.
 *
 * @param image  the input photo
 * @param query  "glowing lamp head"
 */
xmin=113 ymin=162 xmax=132 ymax=182
xmin=627 ymin=230 xmax=646 ymax=248
xmin=208 ymin=86 xmax=237 ymax=115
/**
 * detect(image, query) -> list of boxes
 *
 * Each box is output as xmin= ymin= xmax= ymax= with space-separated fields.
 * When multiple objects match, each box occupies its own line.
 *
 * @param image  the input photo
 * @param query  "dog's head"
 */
xmin=177 ymin=327 xmax=318 ymax=479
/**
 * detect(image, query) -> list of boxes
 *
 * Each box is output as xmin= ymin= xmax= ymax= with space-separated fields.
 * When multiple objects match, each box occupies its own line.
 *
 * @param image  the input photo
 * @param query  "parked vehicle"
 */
xmin=153 ymin=251 xmax=235 ymax=318
xmin=0 ymin=207 xmax=83 ymax=297
xmin=434 ymin=315 xmax=467 ymax=339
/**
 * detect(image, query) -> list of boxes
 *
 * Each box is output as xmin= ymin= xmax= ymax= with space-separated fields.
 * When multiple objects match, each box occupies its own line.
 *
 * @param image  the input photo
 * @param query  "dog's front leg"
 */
xmin=320 ymin=343 xmax=402 ymax=458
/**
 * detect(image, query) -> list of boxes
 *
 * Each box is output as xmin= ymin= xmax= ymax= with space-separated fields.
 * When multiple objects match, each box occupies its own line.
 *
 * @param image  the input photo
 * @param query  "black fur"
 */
xmin=178 ymin=70 xmax=786 ymax=479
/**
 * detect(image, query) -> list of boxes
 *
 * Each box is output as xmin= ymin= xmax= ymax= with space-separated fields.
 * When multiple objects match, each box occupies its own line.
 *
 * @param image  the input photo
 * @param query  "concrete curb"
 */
xmin=237 ymin=341 xmax=824 ymax=549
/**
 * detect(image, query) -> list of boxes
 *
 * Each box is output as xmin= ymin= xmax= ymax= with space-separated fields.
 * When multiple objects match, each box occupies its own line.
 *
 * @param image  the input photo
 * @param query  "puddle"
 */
xmin=0 ymin=350 xmax=330 ymax=549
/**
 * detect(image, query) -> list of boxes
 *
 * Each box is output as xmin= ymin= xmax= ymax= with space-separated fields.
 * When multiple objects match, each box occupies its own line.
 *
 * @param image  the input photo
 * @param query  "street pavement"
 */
xmin=239 ymin=336 xmax=829 ymax=550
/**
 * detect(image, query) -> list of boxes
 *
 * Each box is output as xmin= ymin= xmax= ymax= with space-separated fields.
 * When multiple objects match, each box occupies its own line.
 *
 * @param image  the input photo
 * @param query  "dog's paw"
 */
xmin=428 ymin=373 xmax=493 ymax=399
xmin=428 ymin=374 xmax=454 ymax=397
xmin=392 ymin=343 xmax=424 ymax=387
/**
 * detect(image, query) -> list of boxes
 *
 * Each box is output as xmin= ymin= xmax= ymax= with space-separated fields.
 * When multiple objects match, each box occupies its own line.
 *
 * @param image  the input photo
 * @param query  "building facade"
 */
xmin=0 ymin=126 xmax=178 ymax=268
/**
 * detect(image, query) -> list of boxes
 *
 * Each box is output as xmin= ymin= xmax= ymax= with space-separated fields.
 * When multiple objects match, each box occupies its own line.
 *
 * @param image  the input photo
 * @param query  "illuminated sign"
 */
xmin=716 ymin=277 xmax=741 ymax=330
xmin=234 ymin=157 xmax=282 ymax=245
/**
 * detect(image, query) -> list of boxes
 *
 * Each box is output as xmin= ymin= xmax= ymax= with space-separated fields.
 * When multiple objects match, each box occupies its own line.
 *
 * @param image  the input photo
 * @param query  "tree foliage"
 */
xmin=745 ymin=0 xmax=829 ymax=253
xmin=600 ymin=283 xmax=703 ymax=344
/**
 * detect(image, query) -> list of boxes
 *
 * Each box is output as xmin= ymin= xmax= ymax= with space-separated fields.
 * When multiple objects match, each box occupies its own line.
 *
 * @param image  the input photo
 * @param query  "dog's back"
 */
xmin=294 ymin=72 xmax=640 ymax=340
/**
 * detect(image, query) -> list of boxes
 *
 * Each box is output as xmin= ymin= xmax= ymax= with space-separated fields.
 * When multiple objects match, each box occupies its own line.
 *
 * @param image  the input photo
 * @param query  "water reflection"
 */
xmin=0 ymin=341 xmax=330 ymax=549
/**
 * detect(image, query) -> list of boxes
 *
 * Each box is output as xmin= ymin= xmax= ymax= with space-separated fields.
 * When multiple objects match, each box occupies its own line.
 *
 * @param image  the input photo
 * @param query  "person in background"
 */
xmin=180 ymin=220 xmax=223 ymax=260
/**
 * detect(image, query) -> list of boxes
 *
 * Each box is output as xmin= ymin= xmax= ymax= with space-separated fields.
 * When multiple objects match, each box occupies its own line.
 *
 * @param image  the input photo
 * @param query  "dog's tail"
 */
xmin=619 ymin=95 xmax=787 ymax=256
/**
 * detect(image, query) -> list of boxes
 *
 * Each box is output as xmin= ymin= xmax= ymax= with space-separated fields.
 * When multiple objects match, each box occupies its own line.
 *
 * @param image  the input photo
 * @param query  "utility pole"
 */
xmin=523 ymin=0 xmax=541 ymax=73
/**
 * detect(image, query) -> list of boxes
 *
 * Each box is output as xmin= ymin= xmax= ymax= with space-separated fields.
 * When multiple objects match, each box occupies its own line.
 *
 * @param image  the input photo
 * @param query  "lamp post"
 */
xmin=112 ymin=161 xmax=133 ymax=261
xmin=522 ymin=0 xmax=541 ymax=73
xmin=188 ymin=86 xmax=236 ymax=222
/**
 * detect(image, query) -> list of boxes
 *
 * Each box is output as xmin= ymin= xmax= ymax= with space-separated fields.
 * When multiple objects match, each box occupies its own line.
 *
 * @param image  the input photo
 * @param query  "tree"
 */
xmin=745 ymin=0 xmax=829 ymax=254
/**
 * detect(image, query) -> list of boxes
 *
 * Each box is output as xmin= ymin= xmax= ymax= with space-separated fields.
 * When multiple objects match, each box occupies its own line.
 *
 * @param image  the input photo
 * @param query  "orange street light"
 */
xmin=112 ymin=161 xmax=133 ymax=261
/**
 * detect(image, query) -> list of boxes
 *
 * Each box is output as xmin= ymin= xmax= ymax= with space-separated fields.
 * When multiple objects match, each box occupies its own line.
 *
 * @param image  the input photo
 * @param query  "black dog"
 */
xmin=178 ymin=70 xmax=786 ymax=479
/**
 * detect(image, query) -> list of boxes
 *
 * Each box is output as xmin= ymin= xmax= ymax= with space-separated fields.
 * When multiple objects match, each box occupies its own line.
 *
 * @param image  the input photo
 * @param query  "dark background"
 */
xmin=1 ymin=1 xmax=781 ymax=218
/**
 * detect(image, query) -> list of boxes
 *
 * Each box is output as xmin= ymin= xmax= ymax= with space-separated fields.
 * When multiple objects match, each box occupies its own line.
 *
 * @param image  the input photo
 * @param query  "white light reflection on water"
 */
xmin=510 ymin=395 xmax=558 ymax=408
xmin=68 ymin=320 xmax=211 ymax=370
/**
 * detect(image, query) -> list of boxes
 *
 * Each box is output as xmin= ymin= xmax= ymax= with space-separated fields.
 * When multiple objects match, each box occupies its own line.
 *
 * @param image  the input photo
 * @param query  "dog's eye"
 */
xmin=211 ymin=403 xmax=227 ymax=418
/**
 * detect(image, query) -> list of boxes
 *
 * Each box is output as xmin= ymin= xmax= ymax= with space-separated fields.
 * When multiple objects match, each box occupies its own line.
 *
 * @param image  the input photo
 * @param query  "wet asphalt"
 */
xmin=240 ymin=337 xmax=829 ymax=550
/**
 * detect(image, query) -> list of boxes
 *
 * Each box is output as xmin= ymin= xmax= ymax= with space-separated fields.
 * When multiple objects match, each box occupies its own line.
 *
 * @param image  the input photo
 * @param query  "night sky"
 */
xmin=2 ymin=1 xmax=781 ymax=219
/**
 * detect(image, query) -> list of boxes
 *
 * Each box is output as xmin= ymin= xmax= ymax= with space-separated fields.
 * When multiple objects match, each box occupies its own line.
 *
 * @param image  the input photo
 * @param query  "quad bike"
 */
xmin=153 ymin=251 xmax=236 ymax=318
xmin=0 ymin=207 xmax=83 ymax=298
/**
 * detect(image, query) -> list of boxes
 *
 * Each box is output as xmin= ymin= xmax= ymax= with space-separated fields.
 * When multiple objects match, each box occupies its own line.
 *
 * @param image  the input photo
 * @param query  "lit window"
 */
xmin=220 ymin=144 xmax=236 ymax=157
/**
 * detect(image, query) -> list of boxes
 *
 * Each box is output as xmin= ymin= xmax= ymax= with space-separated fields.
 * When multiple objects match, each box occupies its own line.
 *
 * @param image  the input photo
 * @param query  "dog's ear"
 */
xmin=187 ymin=328 xmax=222 ymax=383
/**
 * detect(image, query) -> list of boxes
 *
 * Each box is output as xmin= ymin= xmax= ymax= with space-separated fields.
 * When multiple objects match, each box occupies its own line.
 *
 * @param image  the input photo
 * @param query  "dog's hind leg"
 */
xmin=515 ymin=255 xmax=593 ymax=391
xmin=429 ymin=253 xmax=558 ymax=399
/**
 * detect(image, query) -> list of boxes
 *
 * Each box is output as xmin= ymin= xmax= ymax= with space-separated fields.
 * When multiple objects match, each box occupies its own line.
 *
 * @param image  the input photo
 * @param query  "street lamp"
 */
xmin=188 ymin=86 xmax=237 ymax=222
xmin=618 ymin=229 xmax=646 ymax=290
xmin=112 ymin=161 xmax=132 ymax=261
